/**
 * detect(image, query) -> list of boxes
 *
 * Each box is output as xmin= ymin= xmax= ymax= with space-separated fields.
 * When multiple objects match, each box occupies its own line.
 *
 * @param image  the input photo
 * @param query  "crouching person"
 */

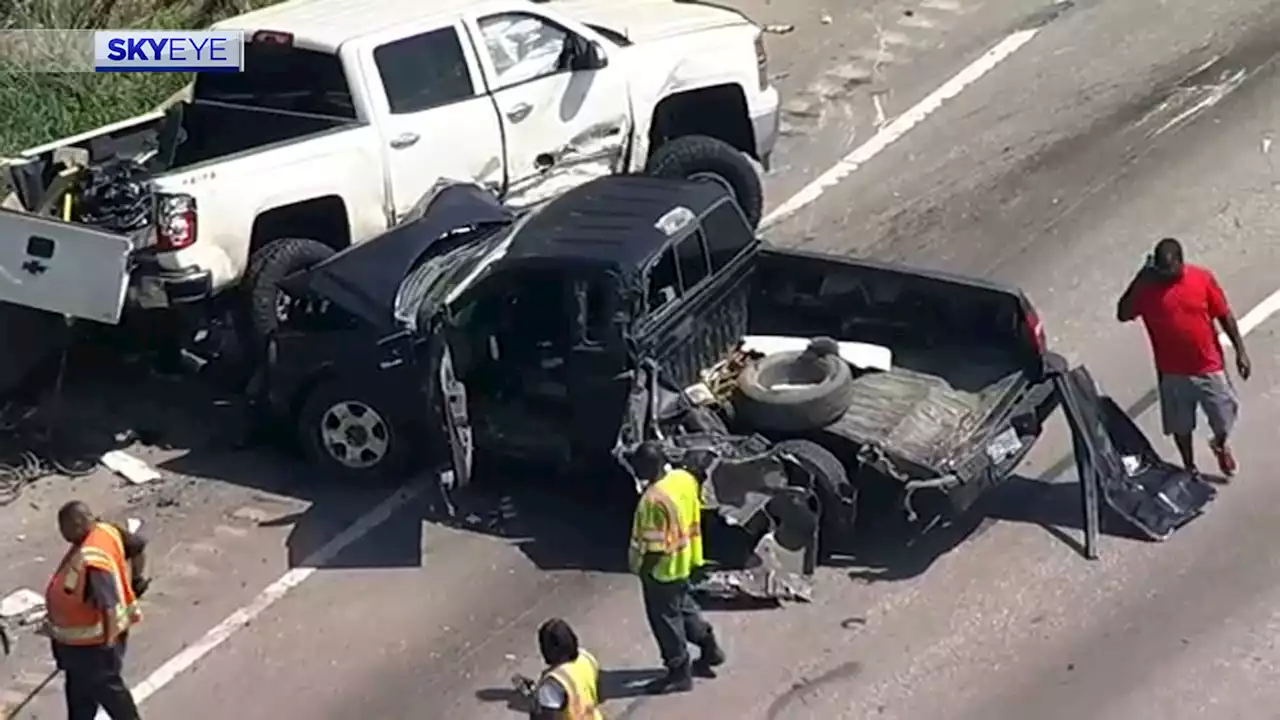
xmin=529 ymin=618 xmax=604 ymax=720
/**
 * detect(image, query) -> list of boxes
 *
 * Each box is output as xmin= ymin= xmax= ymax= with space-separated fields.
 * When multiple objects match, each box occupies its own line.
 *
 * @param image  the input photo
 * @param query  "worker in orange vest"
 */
xmin=527 ymin=618 xmax=604 ymax=719
xmin=628 ymin=442 xmax=725 ymax=695
xmin=44 ymin=501 xmax=149 ymax=720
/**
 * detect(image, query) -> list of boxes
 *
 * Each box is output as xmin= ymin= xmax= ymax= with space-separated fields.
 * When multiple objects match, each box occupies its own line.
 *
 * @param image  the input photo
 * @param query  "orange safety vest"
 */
xmin=629 ymin=469 xmax=703 ymax=582
xmin=541 ymin=649 xmax=603 ymax=720
xmin=45 ymin=522 xmax=141 ymax=646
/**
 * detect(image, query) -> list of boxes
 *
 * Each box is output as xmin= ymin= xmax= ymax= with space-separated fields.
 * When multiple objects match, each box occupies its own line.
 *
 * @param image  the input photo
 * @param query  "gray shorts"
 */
xmin=1157 ymin=371 xmax=1239 ymax=438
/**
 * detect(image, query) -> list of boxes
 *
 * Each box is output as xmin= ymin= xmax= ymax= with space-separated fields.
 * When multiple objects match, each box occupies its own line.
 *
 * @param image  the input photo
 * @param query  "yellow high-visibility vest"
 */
xmin=629 ymin=469 xmax=703 ymax=582
xmin=542 ymin=649 xmax=604 ymax=719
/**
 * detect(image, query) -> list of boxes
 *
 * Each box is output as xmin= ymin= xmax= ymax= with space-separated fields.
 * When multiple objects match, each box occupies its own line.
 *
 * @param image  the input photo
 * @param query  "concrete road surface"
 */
xmin=8 ymin=0 xmax=1280 ymax=717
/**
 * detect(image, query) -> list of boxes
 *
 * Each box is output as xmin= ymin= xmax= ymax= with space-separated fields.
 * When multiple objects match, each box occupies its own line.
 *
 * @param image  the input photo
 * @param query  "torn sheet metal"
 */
xmin=663 ymin=434 xmax=820 ymax=603
xmin=1057 ymin=367 xmax=1217 ymax=542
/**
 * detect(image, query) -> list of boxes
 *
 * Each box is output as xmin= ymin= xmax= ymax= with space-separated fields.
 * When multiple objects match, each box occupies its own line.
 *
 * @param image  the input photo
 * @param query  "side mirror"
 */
xmin=568 ymin=38 xmax=608 ymax=71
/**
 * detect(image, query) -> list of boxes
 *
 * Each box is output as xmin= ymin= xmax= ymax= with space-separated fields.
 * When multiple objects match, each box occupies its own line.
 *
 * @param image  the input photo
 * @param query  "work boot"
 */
xmin=643 ymin=662 xmax=694 ymax=695
xmin=692 ymin=637 xmax=726 ymax=678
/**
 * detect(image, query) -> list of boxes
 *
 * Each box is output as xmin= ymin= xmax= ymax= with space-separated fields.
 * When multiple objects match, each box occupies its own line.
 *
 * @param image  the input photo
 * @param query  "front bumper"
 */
xmin=127 ymin=258 xmax=213 ymax=309
xmin=750 ymin=87 xmax=781 ymax=171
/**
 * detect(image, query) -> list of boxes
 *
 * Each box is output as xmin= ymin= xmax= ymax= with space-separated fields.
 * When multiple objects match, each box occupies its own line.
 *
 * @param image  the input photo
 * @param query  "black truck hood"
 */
xmin=279 ymin=183 xmax=513 ymax=330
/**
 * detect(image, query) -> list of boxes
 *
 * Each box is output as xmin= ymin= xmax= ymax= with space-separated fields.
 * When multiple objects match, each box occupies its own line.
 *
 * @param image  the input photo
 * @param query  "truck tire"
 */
xmin=646 ymin=135 xmax=764 ymax=229
xmin=777 ymin=439 xmax=857 ymax=561
xmin=297 ymin=379 xmax=412 ymax=485
xmin=734 ymin=343 xmax=856 ymax=433
xmin=241 ymin=237 xmax=334 ymax=351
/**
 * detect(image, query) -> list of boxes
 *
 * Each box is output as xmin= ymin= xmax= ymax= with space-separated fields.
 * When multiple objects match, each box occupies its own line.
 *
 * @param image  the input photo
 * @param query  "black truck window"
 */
xmin=675 ymin=231 xmax=711 ymax=292
xmin=646 ymin=247 xmax=681 ymax=314
xmin=194 ymin=44 xmax=356 ymax=119
xmin=702 ymin=200 xmax=754 ymax=271
xmin=374 ymin=27 xmax=477 ymax=114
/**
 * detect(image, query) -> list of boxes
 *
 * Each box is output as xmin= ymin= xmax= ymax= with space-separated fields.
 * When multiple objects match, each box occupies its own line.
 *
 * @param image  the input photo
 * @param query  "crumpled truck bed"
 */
xmin=821 ymin=346 xmax=1024 ymax=474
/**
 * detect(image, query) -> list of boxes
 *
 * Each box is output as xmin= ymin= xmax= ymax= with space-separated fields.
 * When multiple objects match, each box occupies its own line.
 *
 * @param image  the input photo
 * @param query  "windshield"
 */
xmin=193 ymin=43 xmax=356 ymax=120
xmin=393 ymin=226 xmax=508 ymax=330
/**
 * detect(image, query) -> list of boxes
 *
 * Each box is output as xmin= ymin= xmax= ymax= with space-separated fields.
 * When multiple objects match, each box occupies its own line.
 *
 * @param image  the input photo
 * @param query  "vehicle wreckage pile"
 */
xmin=255 ymin=176 xmax=1219 ymax=603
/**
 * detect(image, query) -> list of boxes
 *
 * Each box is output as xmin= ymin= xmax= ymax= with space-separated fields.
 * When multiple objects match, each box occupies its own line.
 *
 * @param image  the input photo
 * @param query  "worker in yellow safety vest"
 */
xmin=628 ymin=442 xmax=726 ymax=695
xmin=528 ymin=618 xmax=604 ymax=719
xmin=44 ymin=500 xmax=149 ymax=720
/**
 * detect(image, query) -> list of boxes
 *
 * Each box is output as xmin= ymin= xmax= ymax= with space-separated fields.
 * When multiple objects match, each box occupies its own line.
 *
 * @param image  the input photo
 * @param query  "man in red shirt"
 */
xmin=1117 ymin=238 xmax=1251 ymax=477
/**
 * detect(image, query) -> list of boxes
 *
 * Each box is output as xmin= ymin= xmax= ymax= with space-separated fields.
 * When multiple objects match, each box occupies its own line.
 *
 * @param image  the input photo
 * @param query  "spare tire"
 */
xmin=734 ymin=347 xmax=856 ymax=432
xmin=777 ymin=439 xmax=857 ymax=561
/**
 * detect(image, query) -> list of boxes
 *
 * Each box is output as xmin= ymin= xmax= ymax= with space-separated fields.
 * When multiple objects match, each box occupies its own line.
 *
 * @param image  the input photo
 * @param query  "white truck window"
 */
xmin=476 ymin=12 xmax=569 ymax=90
xmin=374 ymin=27 xmax=477 ymax=115
xmin=194 ymin=43 xmax=356 ymax=119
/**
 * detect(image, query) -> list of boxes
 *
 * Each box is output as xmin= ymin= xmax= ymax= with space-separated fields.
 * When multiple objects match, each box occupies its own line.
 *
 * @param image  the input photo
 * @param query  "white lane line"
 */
xmin=1229 ymin=287 xmax=1280 ymax=340
xmin=91 ymin=481 xmax=427 ymax=718
xmin=760 ymin=28 xmax=1041 ymax=230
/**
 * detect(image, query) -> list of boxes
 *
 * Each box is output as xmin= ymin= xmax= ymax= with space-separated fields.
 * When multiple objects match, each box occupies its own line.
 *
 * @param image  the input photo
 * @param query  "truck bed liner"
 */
xmin=825 ymin=345 xmax=1023 ymax=472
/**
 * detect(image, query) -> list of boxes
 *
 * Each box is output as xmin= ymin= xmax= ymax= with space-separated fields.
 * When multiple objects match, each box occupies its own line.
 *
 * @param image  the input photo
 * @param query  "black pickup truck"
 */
xmin=262 ymin=176 xmax=1214 ymax=600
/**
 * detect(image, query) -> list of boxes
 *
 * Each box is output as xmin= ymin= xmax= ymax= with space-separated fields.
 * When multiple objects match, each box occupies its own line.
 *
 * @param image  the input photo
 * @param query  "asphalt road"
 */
xmin=7 ymin=0 xmax=1280 ymax=717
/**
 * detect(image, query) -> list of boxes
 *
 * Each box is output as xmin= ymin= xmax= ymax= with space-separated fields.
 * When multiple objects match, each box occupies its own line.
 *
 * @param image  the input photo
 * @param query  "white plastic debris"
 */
xmin=763 ymin=23 xmax=795 ymax=34
xmin=100 ymin=450 xmax=162 ymax=485
xmin=126 ymin=517 xmax=143 ymax=534
xmin=820 ymin=13 xmax=833 ymax=24
xmin=0 ymin=588 xmax=44 ymax=618
xmin=740 ymin=335 xmax=893 ymax=372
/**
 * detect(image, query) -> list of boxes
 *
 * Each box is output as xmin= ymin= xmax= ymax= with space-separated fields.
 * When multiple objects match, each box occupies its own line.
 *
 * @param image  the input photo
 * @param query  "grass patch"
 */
xmin=0 ymin=0 xmax=279 ymax=153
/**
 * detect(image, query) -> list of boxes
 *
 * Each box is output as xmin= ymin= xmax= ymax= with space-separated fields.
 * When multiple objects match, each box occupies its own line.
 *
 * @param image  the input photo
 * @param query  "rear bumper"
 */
xmin=127 ymin=259 xmax=213 ymax=309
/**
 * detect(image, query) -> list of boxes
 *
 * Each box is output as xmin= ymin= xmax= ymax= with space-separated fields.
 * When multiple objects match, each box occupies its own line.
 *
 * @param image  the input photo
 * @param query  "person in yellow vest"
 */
xmin=628 ymin=442 xmax=726 ymax=695
xmin=528 ymin=618 xmax=604 ymax=719
xmin=44 ymin=501 xmax=149 ymax=720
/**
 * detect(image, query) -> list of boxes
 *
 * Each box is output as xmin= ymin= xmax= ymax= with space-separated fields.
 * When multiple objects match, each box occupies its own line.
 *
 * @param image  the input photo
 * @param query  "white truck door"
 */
xmin=437 ymin=341 xmax=474 ymax=491
xmin=364 ymin=22 xmax=507 ymax=221
xmin=469 ymin=11 xmax=631 ymax=208
xmin=0 ymin=209 xmax=132 ymax=324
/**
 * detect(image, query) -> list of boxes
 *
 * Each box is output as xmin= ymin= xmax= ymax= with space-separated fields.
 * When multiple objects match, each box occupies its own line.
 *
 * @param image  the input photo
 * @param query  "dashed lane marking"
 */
xmin=761 ymin=28 xmax=1040 ymax=229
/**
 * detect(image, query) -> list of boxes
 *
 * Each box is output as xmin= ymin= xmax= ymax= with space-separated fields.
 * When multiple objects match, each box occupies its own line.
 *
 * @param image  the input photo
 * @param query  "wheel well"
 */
xmin=649 ymin=84 xmax=756 ymax=160
xmin=250 ymin=196 xmax=351 ymax=256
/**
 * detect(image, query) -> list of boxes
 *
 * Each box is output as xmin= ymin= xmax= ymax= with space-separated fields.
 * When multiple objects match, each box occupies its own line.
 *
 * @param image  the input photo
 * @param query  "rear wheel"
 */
xmin=646 ymin=134 xmax=764 ymax=229
xmin=239 ymin=237 xmax=334 ymax=353
xmin=297 ymin=380 xmax=412 ymax=485
xmin=776 ymin=439 xmax=857 ymax=562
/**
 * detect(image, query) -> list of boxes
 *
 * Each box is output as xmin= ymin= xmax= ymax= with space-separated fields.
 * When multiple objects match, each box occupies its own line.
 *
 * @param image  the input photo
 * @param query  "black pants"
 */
xmin=642 ymin=578 xmax=714 ymax=670
xmin=53 ymin=636 xmax=141 ymax=720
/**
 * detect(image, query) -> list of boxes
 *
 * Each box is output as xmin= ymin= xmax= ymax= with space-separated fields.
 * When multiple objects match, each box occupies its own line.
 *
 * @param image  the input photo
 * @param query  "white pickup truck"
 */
xmin=0 ymin=0 xmax=779 ymax=349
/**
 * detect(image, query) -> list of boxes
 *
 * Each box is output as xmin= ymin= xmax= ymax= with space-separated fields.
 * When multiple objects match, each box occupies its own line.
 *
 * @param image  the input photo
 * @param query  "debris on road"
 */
xmin=820 ymin=13 xmax=833 ymax=24
xmin=0 ymin=589 xmax=43 ymax=619
xmin=100 ymin=449 xmax=161 ymax=485
xmin=763 ymin=24 xmax=795 ymax=35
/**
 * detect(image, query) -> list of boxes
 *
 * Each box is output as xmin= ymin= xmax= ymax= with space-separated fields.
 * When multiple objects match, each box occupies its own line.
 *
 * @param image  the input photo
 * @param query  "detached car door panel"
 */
xmin=471 ymin=11 xmax=630 ymax=208
xmin=1057 ymin=365 xmax=1216 ymax=540
xmin=0 ymin=209 xmax=131 ymax=324
xmin=366 ymin=23 xmax=506 ymax=221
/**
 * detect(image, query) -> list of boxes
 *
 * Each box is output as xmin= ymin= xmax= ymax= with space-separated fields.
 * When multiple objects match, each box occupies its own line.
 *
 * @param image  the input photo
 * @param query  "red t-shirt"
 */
xmin=1131 ymin=264 xmax=1229 ymax=375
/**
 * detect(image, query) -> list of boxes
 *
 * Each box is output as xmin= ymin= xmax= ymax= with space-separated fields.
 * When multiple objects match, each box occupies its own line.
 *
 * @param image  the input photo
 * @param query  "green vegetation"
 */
xmin=0 ymin=0 xmax=277 ymax=153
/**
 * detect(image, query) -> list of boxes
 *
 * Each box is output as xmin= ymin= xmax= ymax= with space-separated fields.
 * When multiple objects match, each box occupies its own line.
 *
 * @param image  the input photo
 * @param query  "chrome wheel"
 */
xmin=319 ymin=400 xmax=391 ymax=469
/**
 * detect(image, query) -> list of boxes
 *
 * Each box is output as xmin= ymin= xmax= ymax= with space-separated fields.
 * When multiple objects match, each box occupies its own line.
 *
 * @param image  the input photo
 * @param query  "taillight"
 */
xmin=754 ymin=32 xmax=768 ymax=90
xmin=156 ymin=193 xmax=197 ymax=250
xmin=1025 ymin=308 xmax=1046 ymax=354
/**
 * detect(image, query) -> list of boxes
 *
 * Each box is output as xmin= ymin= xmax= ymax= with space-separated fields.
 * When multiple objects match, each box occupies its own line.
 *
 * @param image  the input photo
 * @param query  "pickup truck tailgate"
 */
xmin=0 ymin=209 xmax=133 ymax=324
